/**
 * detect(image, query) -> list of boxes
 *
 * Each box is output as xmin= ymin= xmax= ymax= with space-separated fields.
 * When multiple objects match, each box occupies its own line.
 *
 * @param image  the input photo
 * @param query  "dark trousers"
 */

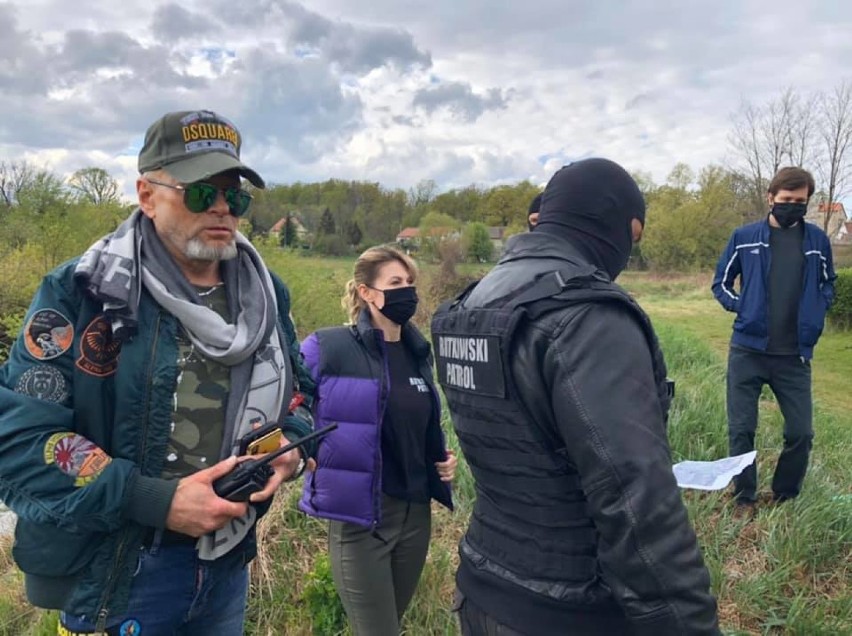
xmin=727 ymin=347 xmax=813 ymax=502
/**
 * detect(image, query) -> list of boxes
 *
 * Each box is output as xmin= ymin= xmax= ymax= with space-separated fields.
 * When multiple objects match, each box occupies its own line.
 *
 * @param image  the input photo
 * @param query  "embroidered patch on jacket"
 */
xmin=14 ymin=364 xmax=69 ymax=403
xmin=119 ymin=618 xmax=142 ymax=635
xmin=44 ymin=433 xmax=112 ymax=486
xmin=76 ymin=315 xmax=122 ymax=377
xmin=23 ymin=309 xmax=73 ymax=361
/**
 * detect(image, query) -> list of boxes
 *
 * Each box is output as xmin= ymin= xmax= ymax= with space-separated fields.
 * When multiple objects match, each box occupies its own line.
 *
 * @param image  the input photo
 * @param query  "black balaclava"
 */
xmin=536 ymin=158 xmax=645 ymax=280
xmin=528 ymin=193 xmax=542 ymax=231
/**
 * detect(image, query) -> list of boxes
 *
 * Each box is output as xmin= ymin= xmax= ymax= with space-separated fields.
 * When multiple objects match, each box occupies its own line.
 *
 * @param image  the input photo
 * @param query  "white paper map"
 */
xmin=672 ymin=451 xmax=757 ymax=491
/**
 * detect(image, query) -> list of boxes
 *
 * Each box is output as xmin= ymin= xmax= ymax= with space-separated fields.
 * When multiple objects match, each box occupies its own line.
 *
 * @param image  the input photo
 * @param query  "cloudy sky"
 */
xmin=2 ymin=0 xmax=851 ymax=200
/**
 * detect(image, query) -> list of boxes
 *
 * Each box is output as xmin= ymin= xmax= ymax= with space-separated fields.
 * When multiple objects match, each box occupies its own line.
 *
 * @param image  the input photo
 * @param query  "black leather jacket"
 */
xmin=454 ymin=232 xmax=720 ymax=635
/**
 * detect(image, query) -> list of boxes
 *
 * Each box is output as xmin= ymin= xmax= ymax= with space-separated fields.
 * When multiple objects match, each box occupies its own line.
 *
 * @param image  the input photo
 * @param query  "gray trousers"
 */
xmin=329 ymin=494 xmax=431 ymax=636
xmin=727 ymin=347 xmax=814 ymax=502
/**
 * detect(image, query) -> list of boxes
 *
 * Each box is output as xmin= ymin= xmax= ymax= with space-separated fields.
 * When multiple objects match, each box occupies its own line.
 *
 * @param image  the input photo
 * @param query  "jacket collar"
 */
xmin=499 ymin=232 xmax=602 ymax=272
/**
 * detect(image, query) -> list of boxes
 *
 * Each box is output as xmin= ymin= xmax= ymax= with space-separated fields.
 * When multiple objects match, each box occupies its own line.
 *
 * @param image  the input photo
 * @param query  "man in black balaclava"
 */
xmin=536 ymin=158 xmax=644 ymax=279
xmin=434 ymin=158 xmax=720 ymax=635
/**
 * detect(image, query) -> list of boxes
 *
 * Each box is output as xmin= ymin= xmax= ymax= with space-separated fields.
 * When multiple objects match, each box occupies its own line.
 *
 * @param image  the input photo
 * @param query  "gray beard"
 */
xmin=185 ymin=237 xmax=238 ymax=261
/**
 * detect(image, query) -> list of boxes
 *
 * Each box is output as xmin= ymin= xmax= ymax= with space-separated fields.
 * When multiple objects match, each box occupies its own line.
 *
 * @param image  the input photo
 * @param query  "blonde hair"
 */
xmin=342 ymin=246 xmax=418 ymax=324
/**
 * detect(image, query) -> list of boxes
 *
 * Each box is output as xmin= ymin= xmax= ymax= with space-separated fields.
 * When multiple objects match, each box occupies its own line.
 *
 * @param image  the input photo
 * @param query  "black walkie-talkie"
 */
xmin=213 ymin=424 xmax=338 ymax=502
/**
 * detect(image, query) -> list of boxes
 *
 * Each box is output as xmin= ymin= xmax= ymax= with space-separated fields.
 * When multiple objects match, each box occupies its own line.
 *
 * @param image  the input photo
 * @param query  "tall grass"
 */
xmin=655 ymin=322 xmax=851 ymax=634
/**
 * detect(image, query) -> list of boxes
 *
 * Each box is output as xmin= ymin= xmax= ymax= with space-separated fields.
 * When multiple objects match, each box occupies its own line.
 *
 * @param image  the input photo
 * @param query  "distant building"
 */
xmin=806 ymin=201 xmax=846 ymax=238
xmin=835 ymin=221 xmax=852 ymax=245
xmin=396 ymin=227 xmax=421 ymax=252
xmin=269 ymin=215 xmax=308 ymax=243
xmin=487 ymin=226 xmax=507 ymax=253
xmin=397 ymin=225 xmax=506 ymax=257
xmin=396 ymin=227 xmax=420 ymax=240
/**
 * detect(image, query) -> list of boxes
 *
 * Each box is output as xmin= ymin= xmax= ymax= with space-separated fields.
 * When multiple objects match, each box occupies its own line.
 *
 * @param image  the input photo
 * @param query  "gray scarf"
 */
xmin=75 ymin=210 xmax=292 ymax=559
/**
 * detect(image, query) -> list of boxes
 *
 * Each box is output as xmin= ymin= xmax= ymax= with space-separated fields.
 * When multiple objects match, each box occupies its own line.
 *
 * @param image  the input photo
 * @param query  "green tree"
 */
xmin=417 ymin=211 xmax=460 ymax=262
xmin=666 ymin=162 xmax=695 ymax=191
xmin=476 ymin=182 xmax=540 ymax=227
xmin=462 ymin=222 xmax=493 ymax=262
xmin=313 ymin=234 xmax=348 ymax=256
xmin=432 ymin=185 xmax=486 ymax=223
xmin=418 ymin=211 xmax=459 ymax=236
xmin=478 ymin=186 xmax=516 ymax=226
xmin=16 ymin=170 xmax=69 ymax=215
xmin=344 ymin=220 xmax=363 ymax=247
xmin=280 ymin=214 xmax=296 ymax=247
xmin=68 ymin=167 xmax=119 ymax=205
xmin=642 ymin=165 xmax=743 ymax=271
xmin=318 ymin=207 xmax=336 ymax=236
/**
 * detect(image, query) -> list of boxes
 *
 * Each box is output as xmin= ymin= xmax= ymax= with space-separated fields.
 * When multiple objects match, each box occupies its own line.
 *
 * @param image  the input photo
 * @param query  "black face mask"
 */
xmin=374 ymin=286 xmax=418 ymax=325
xmin=771 ymin=202 xmax=807 ymax=228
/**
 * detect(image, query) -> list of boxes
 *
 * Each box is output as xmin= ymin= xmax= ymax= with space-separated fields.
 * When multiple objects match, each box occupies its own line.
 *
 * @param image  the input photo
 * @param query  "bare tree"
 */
xmin=408 ymin=179 xmax=437 ymax=208
xmin=815 ymin=81 xmax=852 ymax=235
xmin=728 ymin=88 xmax=816 ymax=220
xmin=789 ymin=91 xmax=819 ymax=168
xmin=68 ymin=167 xmax=120 ymax=205
xmin=0 ymin=160 xmax=37 ymax=207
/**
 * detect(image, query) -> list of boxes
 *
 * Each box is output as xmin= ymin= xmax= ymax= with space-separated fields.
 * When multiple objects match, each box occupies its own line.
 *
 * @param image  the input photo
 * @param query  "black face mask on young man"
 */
xmin=771 ymin=202 xmax=807 ymax=228
xmin=374 ymin=286 xmax=418 ymax=325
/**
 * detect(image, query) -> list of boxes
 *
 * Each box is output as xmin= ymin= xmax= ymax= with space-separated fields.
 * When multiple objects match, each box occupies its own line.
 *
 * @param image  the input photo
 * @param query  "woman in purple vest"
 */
xmin=299 ymin=245 xmax=456 ymax=635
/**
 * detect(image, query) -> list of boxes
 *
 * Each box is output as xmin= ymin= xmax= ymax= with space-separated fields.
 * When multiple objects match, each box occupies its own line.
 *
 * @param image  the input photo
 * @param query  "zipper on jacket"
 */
xmin=95 ymin=526 xmax=128 ymax=630
xmin=135 ymin=312 xmax=162 ymax=468
xmin=372 ymin=332 xmax=389 ymax=530
xmin=95 ymin=312 xmax=162 ymax=627
xmin=95 ymin=606 xmax=109 ymax=632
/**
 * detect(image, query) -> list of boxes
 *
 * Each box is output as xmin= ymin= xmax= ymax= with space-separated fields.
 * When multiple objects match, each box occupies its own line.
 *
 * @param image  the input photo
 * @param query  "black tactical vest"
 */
xmin=431 ymin=264 xmax=673 ymax=603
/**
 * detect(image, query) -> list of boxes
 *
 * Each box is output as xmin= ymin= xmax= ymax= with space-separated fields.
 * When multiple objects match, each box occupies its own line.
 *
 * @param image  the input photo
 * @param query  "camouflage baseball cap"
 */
xmin=138 ymin=110 xmax=265 ymax=188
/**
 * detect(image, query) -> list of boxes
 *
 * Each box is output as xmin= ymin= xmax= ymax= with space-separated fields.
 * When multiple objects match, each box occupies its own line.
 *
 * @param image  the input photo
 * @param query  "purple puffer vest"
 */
xmin=298 ymin=311 xmax=453 ymax=528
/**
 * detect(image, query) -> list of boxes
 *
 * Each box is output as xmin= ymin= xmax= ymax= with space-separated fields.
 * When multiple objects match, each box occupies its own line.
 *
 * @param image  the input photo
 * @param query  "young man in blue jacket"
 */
xmin=0 ymin=110 xmax=315 ymax=634
xmin=712 ymin=166 xmax=836 ymax=507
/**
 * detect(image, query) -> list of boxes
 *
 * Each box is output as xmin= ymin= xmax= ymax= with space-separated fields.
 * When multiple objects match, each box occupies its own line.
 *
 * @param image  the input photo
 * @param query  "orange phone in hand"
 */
xmin=239 ymin=423 xmax=283 ymax=455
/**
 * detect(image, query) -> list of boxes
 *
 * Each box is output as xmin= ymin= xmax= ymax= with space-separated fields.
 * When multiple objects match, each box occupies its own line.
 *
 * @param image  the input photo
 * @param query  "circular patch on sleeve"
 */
xmin=119 ymin=618 xmax=142 ymax=635
xmin=76 ymin=315 xmax=122 ymax=377
xmin=43 ymin=433 xmax=112 ymax=487
xmin=14 ymin=365 xmax=69 ymax=403
xmin=23 ymin=309 xmax=74 ymax=361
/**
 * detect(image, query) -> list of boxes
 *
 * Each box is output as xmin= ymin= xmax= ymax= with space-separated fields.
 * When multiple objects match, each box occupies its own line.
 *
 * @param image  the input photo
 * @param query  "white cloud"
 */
xmin=1 ymin=0 xmax=852 ymax=201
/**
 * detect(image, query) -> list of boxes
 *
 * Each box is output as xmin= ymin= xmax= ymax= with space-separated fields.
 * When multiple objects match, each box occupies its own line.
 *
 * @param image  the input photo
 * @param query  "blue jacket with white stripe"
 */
xmin=711 ymin=216 xmax=836 ymax=359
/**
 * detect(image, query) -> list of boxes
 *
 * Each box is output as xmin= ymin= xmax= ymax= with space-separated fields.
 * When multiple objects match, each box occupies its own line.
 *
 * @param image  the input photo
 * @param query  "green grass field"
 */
xmin=0 ymin=252 xmax=849 ymax=635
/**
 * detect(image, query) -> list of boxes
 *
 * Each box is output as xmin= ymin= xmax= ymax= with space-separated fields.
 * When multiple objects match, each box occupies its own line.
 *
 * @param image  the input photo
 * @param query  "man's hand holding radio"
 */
xmin=246 ymin=433 xmax=309 ymax=503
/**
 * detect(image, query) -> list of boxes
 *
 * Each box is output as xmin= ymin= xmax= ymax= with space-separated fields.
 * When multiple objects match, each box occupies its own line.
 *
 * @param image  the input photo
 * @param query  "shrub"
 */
xmin=0 ymin=313 xmax=25 ymax=364
xmin=828 ymin=267 xmax=852 ymax=329
xmin=461 ymin=222 xmax=493 ymax=263
xmin=312 ymin=234 xmax=350 ymax=257
xmin=302 ymin=553 xmax=347 ymax=635
xmin=416 ymin=240 xmax=478 ymax=331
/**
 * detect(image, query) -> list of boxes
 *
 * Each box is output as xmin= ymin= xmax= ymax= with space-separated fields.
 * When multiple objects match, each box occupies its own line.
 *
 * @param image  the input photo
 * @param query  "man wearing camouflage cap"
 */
xmin=0 ymin=110 xmax=316 ymax=634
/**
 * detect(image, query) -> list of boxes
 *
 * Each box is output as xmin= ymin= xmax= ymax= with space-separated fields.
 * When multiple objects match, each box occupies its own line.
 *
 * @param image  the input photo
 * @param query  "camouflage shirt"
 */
xmin=161 ymin=284 xmax=230 ymax=479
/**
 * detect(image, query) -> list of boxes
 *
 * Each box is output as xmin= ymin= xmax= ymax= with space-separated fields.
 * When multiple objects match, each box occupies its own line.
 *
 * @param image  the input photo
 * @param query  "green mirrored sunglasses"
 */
xmin=146 ymin=178 xmax=253 ymax=217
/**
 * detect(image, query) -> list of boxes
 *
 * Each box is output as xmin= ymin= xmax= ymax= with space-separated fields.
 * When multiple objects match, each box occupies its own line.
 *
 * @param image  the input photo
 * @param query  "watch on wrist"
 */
xmin=288 ymin=454 xmax=307 ymax=482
